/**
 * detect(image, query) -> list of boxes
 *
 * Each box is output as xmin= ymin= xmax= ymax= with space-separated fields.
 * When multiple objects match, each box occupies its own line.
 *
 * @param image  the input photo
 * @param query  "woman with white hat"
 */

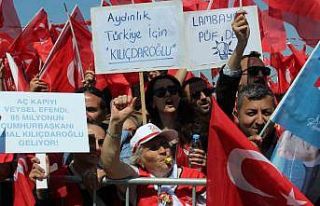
xmin=101 ymin=95 xmax=206 ymax=206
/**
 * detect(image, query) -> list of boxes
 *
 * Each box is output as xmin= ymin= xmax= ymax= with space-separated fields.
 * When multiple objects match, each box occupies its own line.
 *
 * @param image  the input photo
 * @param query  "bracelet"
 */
xmin=106 ymin=130 xmax=120 ymax=139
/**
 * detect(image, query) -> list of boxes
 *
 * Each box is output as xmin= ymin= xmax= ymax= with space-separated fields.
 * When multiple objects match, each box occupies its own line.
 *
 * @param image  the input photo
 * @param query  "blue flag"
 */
xmin=271 ymin=41 xmax=320 ymax=147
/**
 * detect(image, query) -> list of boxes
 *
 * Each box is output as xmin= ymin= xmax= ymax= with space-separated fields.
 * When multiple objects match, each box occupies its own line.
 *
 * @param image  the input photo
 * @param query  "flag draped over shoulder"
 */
xmin=207 ymin=99 xmax=312 ymax=205
xmin=270 ymin=41 xmax=320 ymax=148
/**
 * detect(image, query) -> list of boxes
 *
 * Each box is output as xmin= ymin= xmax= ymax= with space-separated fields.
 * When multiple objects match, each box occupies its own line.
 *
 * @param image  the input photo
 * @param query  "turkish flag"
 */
xmin=260 ymin=9 xmax=287 ymax=52
xmin=70 ymin=6 xmax=89 ymax=31
xmin=9 ymin=8 xmax=53 ymax=68
xmin=207 ymin=99 xmax=313 ymax=205
xmin=0 ymin=0 xmax=21 ymax=57
xmin=287 ymin=43 xmax=308 ymax=73
xmin=264 ymin=1 xmax=320 ymax=47
xmin=270 ymin=51 xmax=290 ymax=94
xmin=5 ymin=53 xmax=29 ymax=91
xmin=70 ymin=17 xmax=93 ymax=75
xmin=40 ymin=22 xmax=82 ymax=92
xmin=262 ymin=0 xmax=320 ymax=21
xmin=13 ymin=155 xmax=36 ymax=206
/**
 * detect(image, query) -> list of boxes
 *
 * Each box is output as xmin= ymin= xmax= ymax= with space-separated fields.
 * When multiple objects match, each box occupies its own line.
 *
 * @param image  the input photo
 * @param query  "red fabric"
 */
xmin=48 ymin=166 xmax=83 ymax=206
xmin=207 ymin=99 xmax=313 ymax=206
xmin=40 ymin=22 xmax=81 ymax=92
xmin=167 ymin=69 xmax=194 ymax=82
xmin=137 ymin=166 xmax=206 ymax=206
xmin=176 ymin=143 xmax=190 ymax=168
xmin=13 ymin=155 xmax=36 ymax=206
xmin=6 ymin=53 xmax=29 ymax=91
xmin=266 ymin=2 xmax=320 ymax=47
xmin=2 ymin=58 xmax=16 ymax=91
xmin=0 ymin=0 xmax=21 ymax=57
xmin=233 ymin=0 xmax=255 ymax=7
xmin=70 ymin=17 xmax=94 ymax=75
xmin=0 ymin=153 xmax=14 ymax=163
xmin=200 ymin=72 xmax=214 ymax=89
xmin=197 ymin=0 xmax=228 ymax=11
xmin=70 ymin=6 xmax=89 ymax=31
xmin=260 ymin=9 xmax=287 ymax=52
xmin=106 ymin=0 xmax=198 ymax=12
xmin=96 ymin=73 xmax=132 ymax=97
xmin=287 ymin=43 xmax=308 ymax=73
xmin=269 ymin=51 xmax=290 ymax=94
xmin=263 ymin=0 xmax=320 ymax=21
xmin=9 ymin=8 xmax=53 ymax=79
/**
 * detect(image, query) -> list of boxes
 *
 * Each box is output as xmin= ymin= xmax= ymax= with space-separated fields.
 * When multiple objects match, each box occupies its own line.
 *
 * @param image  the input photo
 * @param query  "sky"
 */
xmin=14 ymin=0 xmax=100 ymax=25
xmin=12 ymin=0 xmax=309 ymax=79
xmin=14 ymin=0 xmax=305 ymax=49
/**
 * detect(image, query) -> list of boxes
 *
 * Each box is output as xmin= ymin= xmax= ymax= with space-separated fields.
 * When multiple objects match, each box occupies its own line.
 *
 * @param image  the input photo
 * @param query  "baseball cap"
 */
xmin=130 ymin=123 xmax=178 ymax=153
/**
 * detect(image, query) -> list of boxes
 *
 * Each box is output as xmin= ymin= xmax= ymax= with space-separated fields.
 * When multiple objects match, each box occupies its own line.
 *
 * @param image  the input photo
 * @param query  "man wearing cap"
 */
xmin=101 ymin=95 xmax=206 ymax=206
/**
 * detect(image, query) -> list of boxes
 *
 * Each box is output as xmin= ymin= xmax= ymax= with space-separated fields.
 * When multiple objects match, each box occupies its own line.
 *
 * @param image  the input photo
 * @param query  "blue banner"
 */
xmin=271 ymin=42 xmax=320 ymax=147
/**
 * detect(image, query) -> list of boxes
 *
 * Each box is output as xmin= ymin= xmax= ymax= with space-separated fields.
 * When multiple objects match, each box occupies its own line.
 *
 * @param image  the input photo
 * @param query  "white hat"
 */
xmin=130 ymin=123 xmax=178 ymax=153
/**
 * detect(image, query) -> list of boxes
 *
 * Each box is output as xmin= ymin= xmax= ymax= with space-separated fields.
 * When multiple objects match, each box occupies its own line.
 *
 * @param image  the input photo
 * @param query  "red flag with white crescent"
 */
xmin=207 ymin=99 xmax=313 ymax=206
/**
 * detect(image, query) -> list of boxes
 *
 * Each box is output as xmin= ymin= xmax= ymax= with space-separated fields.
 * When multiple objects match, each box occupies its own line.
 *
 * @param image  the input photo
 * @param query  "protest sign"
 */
xmin=0 ymin=92 xmax=88 ymax=153
xmin=91 ymin=0 xmax=185 ymax=74
xmin=185 ymin=6 xmax=262 ymax=69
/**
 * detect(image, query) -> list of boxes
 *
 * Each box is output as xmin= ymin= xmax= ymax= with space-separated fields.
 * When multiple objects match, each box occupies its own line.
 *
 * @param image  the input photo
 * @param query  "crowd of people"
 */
xmin=0 ymin=8 xmax=316 ymax=206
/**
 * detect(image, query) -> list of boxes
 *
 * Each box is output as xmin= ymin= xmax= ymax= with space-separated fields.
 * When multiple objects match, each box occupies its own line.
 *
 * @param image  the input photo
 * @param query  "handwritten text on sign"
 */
xmin=91 ymin=1 xmax=184 ymax=74
xmin=0 ymin=92 xmax=88 ymax=153
xmin=185 ymin=6 xmax=262 ymax=69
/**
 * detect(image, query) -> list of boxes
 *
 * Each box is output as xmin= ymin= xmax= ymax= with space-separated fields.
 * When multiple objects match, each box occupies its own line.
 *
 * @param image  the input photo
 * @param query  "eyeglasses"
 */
xmin=245 ymin=66 xmax=271 ymax=76
xmin=154 ymin=86 xmax=178 ymax=98
xmin=191 ymin=88 xmax=214 ymax=99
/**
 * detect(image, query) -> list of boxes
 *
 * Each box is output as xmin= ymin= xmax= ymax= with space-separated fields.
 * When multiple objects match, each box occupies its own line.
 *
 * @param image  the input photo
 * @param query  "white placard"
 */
xmin=0 ymin=92 xmax=88 ymax=153
xmin=91 ymin=0 xmax=185 ymax=74
xmin=185 ymin=6 xmax=262 ymax=70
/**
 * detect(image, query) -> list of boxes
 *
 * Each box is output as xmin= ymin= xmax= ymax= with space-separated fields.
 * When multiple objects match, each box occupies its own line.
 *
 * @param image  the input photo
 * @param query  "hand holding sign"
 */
xmin=232 ymin=10 xmax=250 ymax=48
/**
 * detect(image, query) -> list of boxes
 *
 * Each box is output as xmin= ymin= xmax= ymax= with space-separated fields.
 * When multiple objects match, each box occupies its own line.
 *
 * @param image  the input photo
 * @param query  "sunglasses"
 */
xmin=154 ymin=86 xmax=178 ymax=98
xmin=191 ymin=88 xmax=214 ymax=99
xmin=244 ymin=66 xmax=271 ymax=76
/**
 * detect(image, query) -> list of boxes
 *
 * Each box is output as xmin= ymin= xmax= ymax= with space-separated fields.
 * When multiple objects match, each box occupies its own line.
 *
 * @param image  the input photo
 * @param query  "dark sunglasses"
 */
xmin=154 ymin=86 xmax=178 ymax=98
xmin=245 ymin=66 xmax=271 ymax=76
xmin=191 ymin=88 xmax=214 ymax=99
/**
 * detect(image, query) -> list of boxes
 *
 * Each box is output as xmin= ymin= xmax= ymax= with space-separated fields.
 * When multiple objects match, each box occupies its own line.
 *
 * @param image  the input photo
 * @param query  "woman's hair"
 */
xmin=145 ymin=75 xmax=183 ymax=128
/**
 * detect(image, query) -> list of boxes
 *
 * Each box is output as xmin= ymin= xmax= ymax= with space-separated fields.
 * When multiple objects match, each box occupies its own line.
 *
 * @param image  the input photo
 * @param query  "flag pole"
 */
xmin=39 ymin=20 xmax=69 ymax=75
xmin=207 ymin=0 xmax=213 ymax=10
xmin=261 ymin=41 xmax=320 ymax=138
xmin=139 ymin=72 xmax=147 ymax=124
xmin=63 ymin=3 xmax=84 ymax=80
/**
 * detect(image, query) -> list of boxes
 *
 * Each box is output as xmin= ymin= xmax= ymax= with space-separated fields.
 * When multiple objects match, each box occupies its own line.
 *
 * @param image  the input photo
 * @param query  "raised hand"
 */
xmin=232 ymin=10 xmax=250 ymax=47
xmin=110 ymin=95 xmax=137 ymax=125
